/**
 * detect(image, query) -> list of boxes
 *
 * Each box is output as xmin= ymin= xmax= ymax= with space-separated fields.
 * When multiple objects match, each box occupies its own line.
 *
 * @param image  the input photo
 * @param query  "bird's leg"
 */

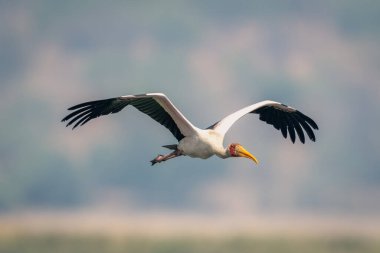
xmin=150 ymin=150 xmax=182 ymax=166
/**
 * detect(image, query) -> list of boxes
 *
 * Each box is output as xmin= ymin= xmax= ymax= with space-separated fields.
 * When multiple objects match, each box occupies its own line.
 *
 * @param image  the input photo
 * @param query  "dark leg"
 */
xmin=150 ymin=150 xmax=182 ymax=166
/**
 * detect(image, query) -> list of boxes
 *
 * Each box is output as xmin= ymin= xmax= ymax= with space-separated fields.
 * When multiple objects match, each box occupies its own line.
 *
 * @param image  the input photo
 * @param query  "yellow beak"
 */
xmin=236 ymin=145 xmax=259 ymax=164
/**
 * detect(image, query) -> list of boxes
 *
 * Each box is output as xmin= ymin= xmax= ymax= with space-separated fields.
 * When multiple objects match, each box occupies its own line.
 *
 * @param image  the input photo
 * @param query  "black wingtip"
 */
xmin=67 ymin=101 xmax=94 ymax=110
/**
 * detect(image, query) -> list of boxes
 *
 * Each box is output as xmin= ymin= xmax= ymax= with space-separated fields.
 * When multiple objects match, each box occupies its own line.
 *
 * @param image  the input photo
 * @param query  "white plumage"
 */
xmin=62 ymin=93 xmax=318 ymax=165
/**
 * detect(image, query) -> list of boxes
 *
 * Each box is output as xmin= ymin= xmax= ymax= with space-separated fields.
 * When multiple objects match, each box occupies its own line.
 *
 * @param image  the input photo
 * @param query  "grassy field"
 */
xmin=1 ymin=233 xmax=379 ymax=253
xmin=1 ymin=212 xmax=379 ymax=253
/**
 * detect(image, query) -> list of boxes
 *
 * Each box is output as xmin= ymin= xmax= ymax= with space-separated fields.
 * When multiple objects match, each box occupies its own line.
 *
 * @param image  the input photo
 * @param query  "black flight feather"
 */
xmin=62 ymin=96 xmax=185 ymax=141
xmin=251 ymin=103 xmax=318 ymax=143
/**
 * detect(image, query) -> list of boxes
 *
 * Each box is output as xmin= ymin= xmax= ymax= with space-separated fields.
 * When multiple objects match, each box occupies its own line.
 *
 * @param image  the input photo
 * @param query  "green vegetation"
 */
xmin=0 ymin=233 xmax=379 ymax=253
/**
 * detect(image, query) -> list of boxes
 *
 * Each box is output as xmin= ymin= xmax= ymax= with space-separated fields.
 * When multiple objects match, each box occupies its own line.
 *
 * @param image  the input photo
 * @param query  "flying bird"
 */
xmin=62 ymin=93 xmax=318 ymax=165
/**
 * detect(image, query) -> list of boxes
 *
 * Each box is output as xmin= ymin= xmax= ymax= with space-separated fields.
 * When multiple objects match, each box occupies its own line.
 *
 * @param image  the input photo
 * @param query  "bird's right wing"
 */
xmin=208 ymin=100 xmax=318 ymax=143
xmin=62 ymin=93 xmax=198 ymax=141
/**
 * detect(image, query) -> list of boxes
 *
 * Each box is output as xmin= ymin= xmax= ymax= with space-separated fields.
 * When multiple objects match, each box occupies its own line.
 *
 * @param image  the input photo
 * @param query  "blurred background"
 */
xmin=1 ymin=0 xmax=380 ymax=252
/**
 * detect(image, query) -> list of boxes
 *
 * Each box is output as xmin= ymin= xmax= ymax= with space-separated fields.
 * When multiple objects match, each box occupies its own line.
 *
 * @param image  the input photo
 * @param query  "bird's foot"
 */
xmin=150 ymin=155 xmax=165 ymax=166
xmin=150 ymin=150 xmax=182 ymax=166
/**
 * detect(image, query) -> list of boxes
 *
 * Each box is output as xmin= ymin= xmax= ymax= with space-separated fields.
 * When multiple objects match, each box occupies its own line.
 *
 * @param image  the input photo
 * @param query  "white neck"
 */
xmin=215 ymin=146 xmax=231 ymax=159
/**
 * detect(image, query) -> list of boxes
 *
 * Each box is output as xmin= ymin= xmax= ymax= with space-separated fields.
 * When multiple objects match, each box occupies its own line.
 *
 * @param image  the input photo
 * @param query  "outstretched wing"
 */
xmin=62 ymin=93 xmax=197 ymax=141
xmin=208 ymin=100 xmax=318 ymax=144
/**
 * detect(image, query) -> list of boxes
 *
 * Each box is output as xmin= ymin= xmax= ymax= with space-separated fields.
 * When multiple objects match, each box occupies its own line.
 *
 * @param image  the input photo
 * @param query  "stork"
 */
xmin=62 ymin=93 xmax=318 ymax=165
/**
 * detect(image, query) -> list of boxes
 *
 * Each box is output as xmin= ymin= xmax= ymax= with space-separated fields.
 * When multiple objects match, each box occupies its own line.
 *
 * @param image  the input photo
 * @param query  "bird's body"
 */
xmin=62 ymin=93 xmax=318 ymax=165
xmin=178 ymin=129 xmax=224 ymax=159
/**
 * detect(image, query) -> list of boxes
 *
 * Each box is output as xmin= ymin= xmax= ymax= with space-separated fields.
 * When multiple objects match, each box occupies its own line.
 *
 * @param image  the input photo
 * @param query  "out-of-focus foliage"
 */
xmin=0 ymin=234 xmax=379 ymax=253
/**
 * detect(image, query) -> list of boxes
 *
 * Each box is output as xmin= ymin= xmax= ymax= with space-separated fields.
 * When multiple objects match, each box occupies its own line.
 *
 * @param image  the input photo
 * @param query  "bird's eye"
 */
xmin=229 ymin=144 xmax=238 ymax=157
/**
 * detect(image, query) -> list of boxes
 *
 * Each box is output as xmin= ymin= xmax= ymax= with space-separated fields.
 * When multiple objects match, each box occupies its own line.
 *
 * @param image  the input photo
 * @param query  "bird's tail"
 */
xmin=162 ymin=144 xmax=178 ymax=150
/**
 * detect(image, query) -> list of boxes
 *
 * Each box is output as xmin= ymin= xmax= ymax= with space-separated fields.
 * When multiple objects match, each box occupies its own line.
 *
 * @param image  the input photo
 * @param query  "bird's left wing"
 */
xmin=208 ymin=100 xmax=318 ymax=143
xmin=62 ymin=93 xmax=197 ymax=141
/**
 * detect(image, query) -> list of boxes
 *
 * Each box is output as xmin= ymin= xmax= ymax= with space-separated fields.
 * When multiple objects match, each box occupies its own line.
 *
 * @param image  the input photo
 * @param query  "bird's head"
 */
xmin=227 ymin=143 xmax=259 ymax=164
